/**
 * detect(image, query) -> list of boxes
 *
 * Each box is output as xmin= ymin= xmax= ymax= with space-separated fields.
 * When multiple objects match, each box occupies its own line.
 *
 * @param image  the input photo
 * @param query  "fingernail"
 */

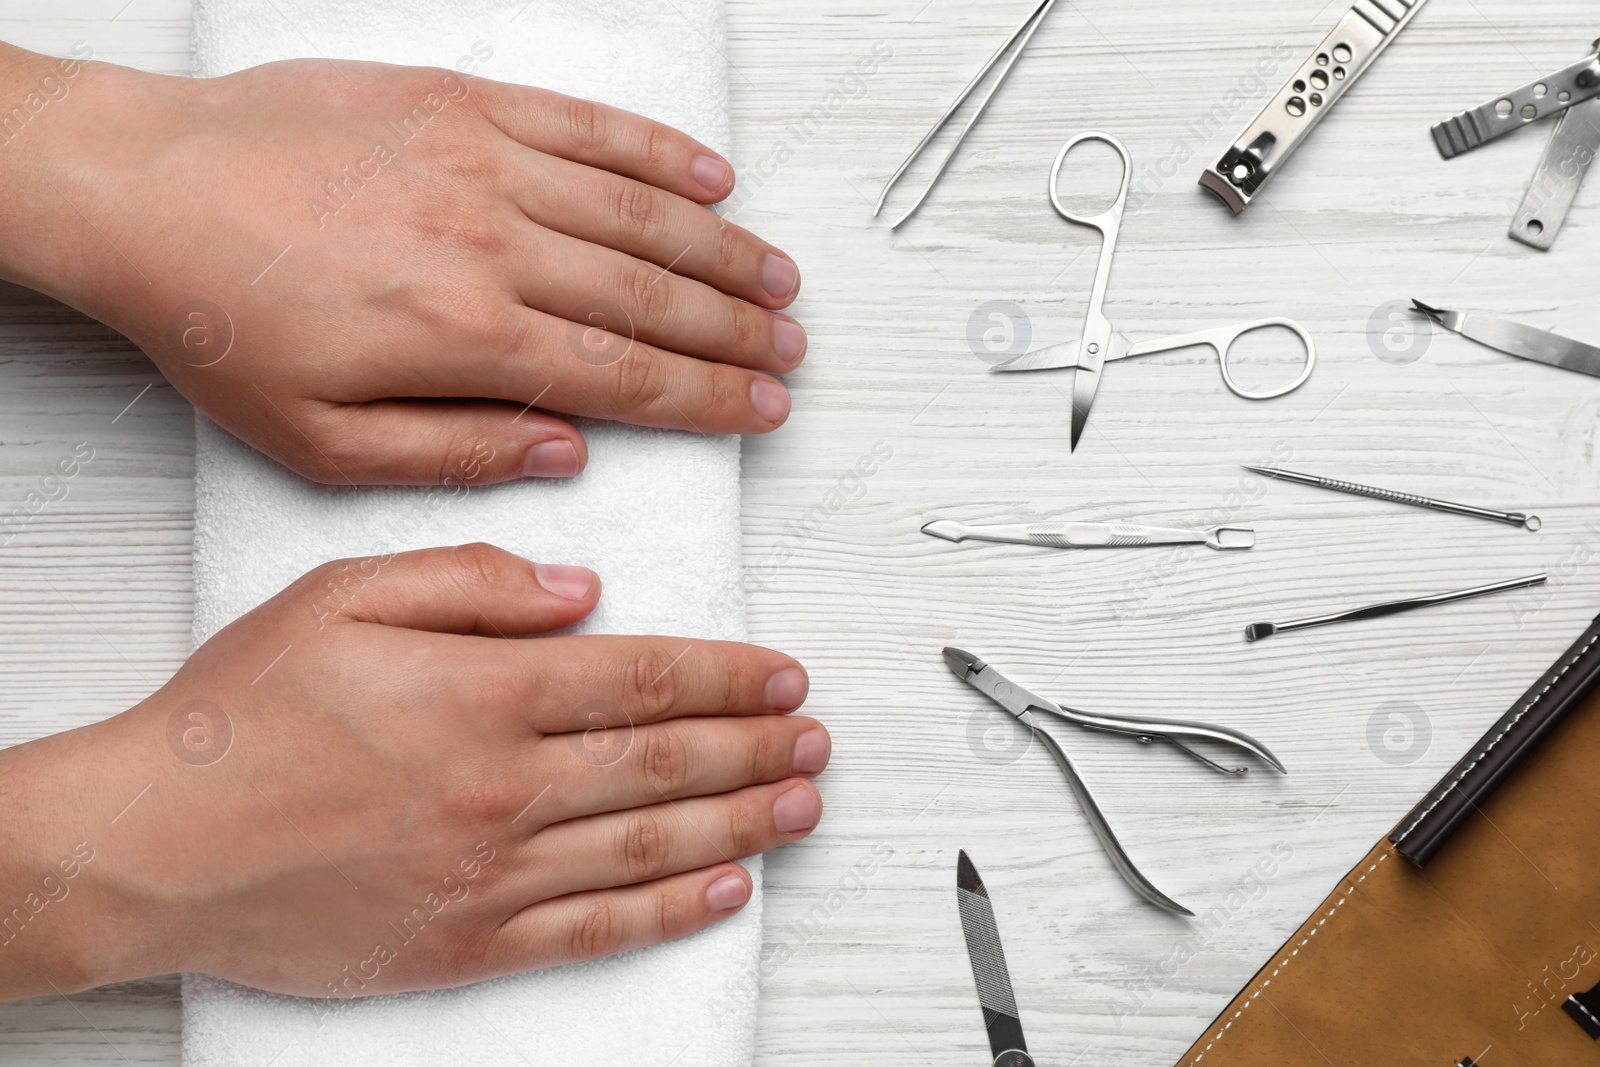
xmin=761 ymin=254 xmax=799 ymax=301
xmin=705 ymin=872 xmax=749 ymax=911
xmin=765 ymin=666 xmax=808 ymax=711
xmin=772 ymin=318 xmax=806 ymax=366
xmin=772 ymin=784 xmax=821 ymax=834
xmin=792 ymin=727 xmax=830 ymax=775
xmin=750 ymin=379 xmax=790 ymax=425
xmin=522 ymin=440 xmax=580 ymax=479
xmin=534 ymin=563 xmax=595 ymax=600
xmin=692 ymin=154 xmax=732 ymax=193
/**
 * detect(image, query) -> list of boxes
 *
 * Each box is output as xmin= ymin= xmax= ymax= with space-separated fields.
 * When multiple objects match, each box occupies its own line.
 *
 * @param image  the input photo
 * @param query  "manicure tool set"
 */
xmin=871 ymin=7 xmax=1595 ymax=1042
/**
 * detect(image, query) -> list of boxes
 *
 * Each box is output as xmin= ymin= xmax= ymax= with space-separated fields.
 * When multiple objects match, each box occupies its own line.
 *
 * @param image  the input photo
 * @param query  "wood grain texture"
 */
xmin=3 ymin=0 xmax=1600 ymax=1063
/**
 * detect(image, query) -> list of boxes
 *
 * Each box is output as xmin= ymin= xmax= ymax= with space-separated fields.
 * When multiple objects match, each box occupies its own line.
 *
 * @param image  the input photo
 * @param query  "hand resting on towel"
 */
xmin=0 ymin=42 xmax=803 ymax=485
xmin=0 ymin=544 xmax=827 ymax=1000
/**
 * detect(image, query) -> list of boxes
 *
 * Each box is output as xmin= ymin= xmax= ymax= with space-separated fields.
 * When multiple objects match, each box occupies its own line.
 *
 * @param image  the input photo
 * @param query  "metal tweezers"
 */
xmin=873 ymin=0 xmax=1063 ymax=227
xmin=945 ymin=648 xmax=1285 ymax=915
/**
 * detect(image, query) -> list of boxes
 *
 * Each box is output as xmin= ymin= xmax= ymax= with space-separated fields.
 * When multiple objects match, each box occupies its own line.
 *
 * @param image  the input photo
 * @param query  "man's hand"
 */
xmin=0 ymin=544 xmax=827 ymax=999
xmin=0 ymin=44 xmax=804 ymax=484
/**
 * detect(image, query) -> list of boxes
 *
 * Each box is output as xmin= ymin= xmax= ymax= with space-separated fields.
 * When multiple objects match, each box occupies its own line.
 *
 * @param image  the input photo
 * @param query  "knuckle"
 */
xmin=727 ymin=302 xmax=759 ymax=354
xmin=638 ymin=727 xmax=691 ymax=795
xmin=640 ymin=122 xmax=671 ymax=172
xmin=625 ymin=264 xmax=674 ymax=331
xmin=699 ymin=364 xmax=742 ymax=422
xmin=726 ymin=793 xmax=766 ymax=855
xmin=629 ymin=644 xmax=681 ymax=719
xmin=714 ymin=219 xmax=746 ymax=271
xmin=450 ymin=541 xmax=510 ymax=594
xmin=565 ymin=95 xmax=609 ymax=152
xmin=619 ymin=808 xmax=671 ymax=882
xmin=745 ymin=725 xmax=777 ymax=783
xmin=612 ymin=350 xmax=668 ymax=413
xmin=611 ymin=181 xmax=664 ymax=245
xmin=569 ymin=897 xmax=620 ymax=961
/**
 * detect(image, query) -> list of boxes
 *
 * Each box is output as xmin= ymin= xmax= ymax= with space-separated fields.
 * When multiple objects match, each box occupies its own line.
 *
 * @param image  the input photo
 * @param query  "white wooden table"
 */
xmin=3 ymin=0 xmax=1599 ymax=1063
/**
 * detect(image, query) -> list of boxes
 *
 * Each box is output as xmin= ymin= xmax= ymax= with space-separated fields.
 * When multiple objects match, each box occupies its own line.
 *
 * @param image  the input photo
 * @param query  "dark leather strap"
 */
xmin=1390 ymin=611 xmax=1600 ymax=867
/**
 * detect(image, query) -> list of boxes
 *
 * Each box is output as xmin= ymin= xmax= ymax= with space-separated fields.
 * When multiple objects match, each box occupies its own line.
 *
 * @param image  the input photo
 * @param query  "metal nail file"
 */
xmin=956 ymin=852 xmax=1035 ymax=1067
xmin=1431 ymin=50 xmax=1600 ymax=159
xmin=1510 ymin=41 xmax=1600 ymax=249
xmin=1412 ymin=299 xmax=1600 ymax=380
xmin=1200 ymin=0 xmax=1431 ymax=213
xmin=922 ymin=518 xmax=1255 ymax=551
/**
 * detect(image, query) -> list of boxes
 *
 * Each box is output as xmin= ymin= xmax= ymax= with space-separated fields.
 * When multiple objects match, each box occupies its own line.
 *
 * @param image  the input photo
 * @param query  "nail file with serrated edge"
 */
xmin=956 ymin=851 xmax=1033 ymax=1067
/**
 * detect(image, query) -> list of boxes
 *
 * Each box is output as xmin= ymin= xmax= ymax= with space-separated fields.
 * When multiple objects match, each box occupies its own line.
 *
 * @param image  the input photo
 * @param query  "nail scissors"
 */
xmin=944 ymin=647 xmax=1285 ymax=915
xmin=990 ymin=132 xmax=1317 ymax=450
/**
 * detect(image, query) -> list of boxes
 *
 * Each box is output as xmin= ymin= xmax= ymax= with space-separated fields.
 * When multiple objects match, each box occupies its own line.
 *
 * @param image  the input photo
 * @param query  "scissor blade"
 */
xmin=990 ymin=338 xmax=1083 ymax=373
xmin=956 ymin=851 xmax=1029 ymax=1063
xmin=1069 ymin=363 xmax=1102 ymax=450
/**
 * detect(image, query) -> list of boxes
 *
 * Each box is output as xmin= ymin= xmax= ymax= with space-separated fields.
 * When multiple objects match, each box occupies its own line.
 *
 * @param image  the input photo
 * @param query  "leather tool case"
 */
xmin=1176 ymin=614 xmax=1600 ymax=1067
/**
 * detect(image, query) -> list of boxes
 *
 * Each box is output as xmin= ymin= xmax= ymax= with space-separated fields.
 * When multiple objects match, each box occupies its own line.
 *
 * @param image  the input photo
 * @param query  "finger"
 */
xmin=517 ymin=635 xmax=808 ymax=728
xmin=512 ymin=224 xmax=803 ymax=375
xmin=518 ymin=779 xmax=821 ymax=901
xmin=534 ymin=714 xmax=829 ymax=824
xmin=512 ymin=151 xmax=802 ymax=310
xmin=430 ymin=307 xmax=794 ymax=434
xmin=487 ymin=862 xmax=753 ymax=973
xmin=299 ymin=543 xmax=598 ymax=634
xmin=473 ymin=81 xmax=736 ymax=203
xmin=297 ymin=398 xmax=588 ymax=486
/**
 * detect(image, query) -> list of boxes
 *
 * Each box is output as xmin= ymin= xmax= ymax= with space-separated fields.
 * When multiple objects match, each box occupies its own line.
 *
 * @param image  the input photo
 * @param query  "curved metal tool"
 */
xmin=944 ymin=647 xmax=1286 ymax=915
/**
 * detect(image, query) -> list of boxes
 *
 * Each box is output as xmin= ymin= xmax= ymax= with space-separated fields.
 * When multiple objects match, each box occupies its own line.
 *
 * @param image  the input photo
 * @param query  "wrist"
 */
xmin=0 ymin=715 xmax=158 ymax=997
xmin=0 ymin=42 xmax=174 ymax=319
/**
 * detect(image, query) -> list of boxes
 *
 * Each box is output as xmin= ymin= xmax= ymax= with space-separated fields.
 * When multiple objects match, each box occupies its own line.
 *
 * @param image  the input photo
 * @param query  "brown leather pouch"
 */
xmin=1176 ymin=614 xmax=1600 ymax=1067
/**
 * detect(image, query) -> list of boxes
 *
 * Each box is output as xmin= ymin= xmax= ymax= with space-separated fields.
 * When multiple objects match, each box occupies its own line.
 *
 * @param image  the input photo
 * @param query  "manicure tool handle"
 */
xmin=1028 ymin=522 xmax=1254 ymax=550
xmin=1124 ymin=317 xmax=1316 ymax=400
xmin=1455 ymin=311 xmax=1600 ymax=380
xmin=1510 ymin=39 xmax=1600 ymax=249
xmin=1433 ymin=50 xmax=1600 ymax=159
xmin=1034 ymin=705 xmax=1286 ymax=775
xmin=1275 ymin=573 xmax=1548 ymax=635
xmin=1020 ymin=712 xmax=1193 ymax=916
xmin=1269 ymin=468 xmax=1540 ymax=530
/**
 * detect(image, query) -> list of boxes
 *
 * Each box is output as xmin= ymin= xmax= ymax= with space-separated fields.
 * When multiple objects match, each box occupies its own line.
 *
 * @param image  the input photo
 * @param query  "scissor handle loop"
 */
xmin=1048 ymin=131 xmax=1132 ymax=231
xmin=1213 ymin=317 xmax=1316 ymax=400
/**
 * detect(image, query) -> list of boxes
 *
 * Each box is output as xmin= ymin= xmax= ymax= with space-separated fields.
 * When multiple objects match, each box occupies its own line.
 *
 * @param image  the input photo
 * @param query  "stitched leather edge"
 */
xmin=1184 ymin=848 xmax=1391 ymax=1066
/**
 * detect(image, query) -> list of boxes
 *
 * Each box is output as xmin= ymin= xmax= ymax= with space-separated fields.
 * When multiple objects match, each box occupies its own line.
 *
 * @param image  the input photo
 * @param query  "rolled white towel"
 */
xmin=183 ymin=1 xmax=758 ymax=1064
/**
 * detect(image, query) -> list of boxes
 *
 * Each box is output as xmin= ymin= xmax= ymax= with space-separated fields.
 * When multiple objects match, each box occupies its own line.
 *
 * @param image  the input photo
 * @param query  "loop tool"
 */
xmin=945 ymin=647 xmax=1285 ymax=915
xmin=990 ymin=132 xmax=1316 ymax=449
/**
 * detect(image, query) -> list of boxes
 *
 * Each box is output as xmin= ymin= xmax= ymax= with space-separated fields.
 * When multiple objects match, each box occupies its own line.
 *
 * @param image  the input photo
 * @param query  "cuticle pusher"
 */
xmin=922 ymin=518 xmax=1255 ymax=551
xmin=1245 ymin=573 xmax=1547 ymax=643
xmin=1243 ymin=464 xmax=1540 ymax=531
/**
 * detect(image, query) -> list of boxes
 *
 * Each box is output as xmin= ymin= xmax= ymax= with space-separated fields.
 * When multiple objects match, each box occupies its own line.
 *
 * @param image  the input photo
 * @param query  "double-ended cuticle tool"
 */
xmin=1245 ymin=573 xmax=1546 ymax=643
xmin=1244 ymin=465 xmax=1540 ymax=531
xmin=923 ymin=517 xmax=1255 ymax=551
xmin=945 ymin=648 xmax=1285 ymax=915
